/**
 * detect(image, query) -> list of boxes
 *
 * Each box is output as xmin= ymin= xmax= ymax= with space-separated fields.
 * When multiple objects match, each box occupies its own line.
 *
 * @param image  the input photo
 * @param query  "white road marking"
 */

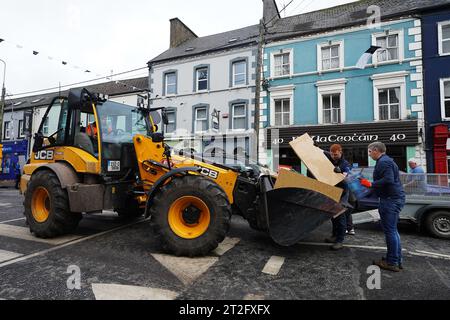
xmin=213 ymin=237 xmax=240 ymax=256
xmin=0 ymin=218 xmax=26 ymax=224
xmin=411 ymin=251 xmax=450 ymax=260
xmin=262 ymin=256 xmax=285 ymax=276
xmin=0 ymin=203 xmax=12 ymax=207
xmin=92 ymin=283 xmax=178 ymax=300
xmin=151 ymin=254 xmax=218 ymax=286
xmin=0 ymin=224 xmax=83 ymax=245
xmin=0 ymin=218 xmax=149 ymax=268
xmin=243 ymin=294 xmax=265 ymax=300
xmin=0 ymin=249 xmax=23 ymax=263
xmin=151 ymin=237 xmax=241 ymax=286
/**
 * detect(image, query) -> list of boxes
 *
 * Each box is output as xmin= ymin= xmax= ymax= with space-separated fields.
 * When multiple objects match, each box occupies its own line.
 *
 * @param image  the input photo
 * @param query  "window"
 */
xmin=441 ymin=79 xmax=450 ymax=120
xmin=4 ymin=121 xmax=10 ymax=139
xmin=321 ymin=45 xmax=340 ymax=70
xmin=42 ymin=118 xmax=49 ymax=135
xmin=378 ymin=87 xmax=401 ymax=120
xmin=376 ymin=34 xmax=399 ymax=62
xmin=233 ymin=61 xmax=246 ymax=86
xmin=372 ymin=30 xmax=404 ymax=65
xmin=371 ymin=71 xmax=408 ymax=121
xmin=232 ymin=104 xmax=246 ymax=130
xmin=18 ymin=120 xmax=24 ymax=138
xmin=273 ymin=52 xmax=291 ymax=77
xmin=165 ymin=109 xmax=176 ymax=134
xmin=318 ymin=41 xmax=344 ymax=72
xmin=194 ymin=107 xmax=208 ymax=132
xmin=195 ymin=67 xmax=209 ymax=91
xmin=438 ymin=21 xmax=450 ymax=56
xmin=274 ymin=99 xmax=291 ymax=126
xmin=322 ymin=94 xmax=342 ymax=124
xmin=165 ymin=72 xmax=177 ymax=95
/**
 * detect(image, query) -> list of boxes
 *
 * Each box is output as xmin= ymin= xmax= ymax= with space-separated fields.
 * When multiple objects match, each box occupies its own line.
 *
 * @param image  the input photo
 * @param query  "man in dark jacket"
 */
xmin=360 ymin=142 xmax=405 ymax=272
xmin=324 ymin=144 xmax=353 ymax=251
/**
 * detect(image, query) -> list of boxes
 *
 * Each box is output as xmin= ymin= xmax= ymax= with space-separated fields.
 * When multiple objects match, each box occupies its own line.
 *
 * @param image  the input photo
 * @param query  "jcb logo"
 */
xmin=198 ymin=167 xmax=219 ymax=180
xmin=34 ymin=150 xmax=54 ymax=160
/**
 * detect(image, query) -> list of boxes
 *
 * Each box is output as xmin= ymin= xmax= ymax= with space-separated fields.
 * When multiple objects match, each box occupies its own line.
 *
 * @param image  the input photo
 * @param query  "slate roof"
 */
xmin=149 ymin=0 xmax=450 ymax=64
xmin=4 ymin=77 xmax=149 ymax=112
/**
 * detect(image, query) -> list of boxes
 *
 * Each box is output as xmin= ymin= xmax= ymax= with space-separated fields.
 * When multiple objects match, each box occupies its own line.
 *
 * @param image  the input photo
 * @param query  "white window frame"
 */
xmin=371 ymin=30 xmax=404 ymax=66
xmin=317 ymin=40 xmax=344 ymax=73
xmin=440 ymin=78 xmax=450 ymax=121
xmin=165 ymin=109 xmax=176 ymax=134
xmin=316 ymin=79 xmax=347 ymax=124
xmin=269 ymin=85 xmax=295 ymax=127
xmin=233 ymin=61 xmax=247 ymax=87
xmin=165 ymin=72 xmax=177 ymax=96
xmin=196 ymin=68 xmax=209 ymax=92
xmin=4 ymin=121 xmax=10 ymax=140
xmin=231 ymin=103 xmax=247 ymax=131
xmin=438 ymin=21 xmax=450 ymax=56
xmin=18 ymin=120 xmax=24 ymax=138
xmin=371 ymin=71 xmax=408 ymax=121
xmin=270 ymin=49 xmax=293 ymax=78
xmin=194 ymin=106 xmax=208 ymax=133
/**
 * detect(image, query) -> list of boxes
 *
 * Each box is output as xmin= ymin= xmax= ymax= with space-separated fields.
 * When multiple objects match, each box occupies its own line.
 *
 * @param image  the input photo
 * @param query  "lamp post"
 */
xmin=0 ymin=58 xmax=6 ymax=141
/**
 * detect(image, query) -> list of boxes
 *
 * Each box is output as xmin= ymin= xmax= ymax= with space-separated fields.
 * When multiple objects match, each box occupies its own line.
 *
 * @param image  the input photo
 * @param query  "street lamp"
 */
xmin=0 ymin=58 xmax=6 ymax=141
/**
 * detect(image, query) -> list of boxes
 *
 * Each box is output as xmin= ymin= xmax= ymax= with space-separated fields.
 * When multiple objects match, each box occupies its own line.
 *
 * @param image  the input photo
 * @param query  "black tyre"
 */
xmin=24 ymin=170 xmax=82 ymax=238
xmin=425 ymin=211 xmax=450 ymax=240
xmin=149 ymin=175 xmax=231 ymax=257
xmin=115 ymin=198 xmax=145 ymax=220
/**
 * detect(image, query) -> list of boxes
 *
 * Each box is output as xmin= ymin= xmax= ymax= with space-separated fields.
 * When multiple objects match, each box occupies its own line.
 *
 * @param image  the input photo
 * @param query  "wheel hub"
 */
xmin=434 ymin=217 xmax=450 ymax=234
xmin=182 ymin=206 xmax=201 ymax=225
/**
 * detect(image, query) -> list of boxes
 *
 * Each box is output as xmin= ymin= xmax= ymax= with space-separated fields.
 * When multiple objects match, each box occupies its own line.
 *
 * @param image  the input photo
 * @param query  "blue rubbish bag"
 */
xmin=345 ymin=173 xmax=371 ymax=200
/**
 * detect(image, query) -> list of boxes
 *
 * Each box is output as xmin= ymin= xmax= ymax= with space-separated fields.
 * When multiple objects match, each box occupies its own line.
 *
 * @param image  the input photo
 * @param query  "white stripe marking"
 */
xmin=262 ymin=256 xmax=285 ymax=276
xmin=0 ymin=218 xmax=26 ymax=224
xmin=213 ymin=237 xmax=240 ymax=256
xmin=0 ymin=224 xmax=82 ymax=245
xmin=0 ymin=219 xmax=148 ymax=268
xmin=411 ymin=251 xmax=450 ymax=260
xmin=243 ymin=294 xmax=265 ymax=300
xmin=0 ymin=203 xmax=12 ymax=207
xmin=0 ymin=249 xmax=23 ymax=263
xmin=92 ymin=284 xmax=178 ymax=300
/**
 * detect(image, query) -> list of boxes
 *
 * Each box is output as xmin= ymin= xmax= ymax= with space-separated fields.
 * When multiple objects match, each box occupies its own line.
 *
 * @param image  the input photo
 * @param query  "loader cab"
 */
xmin=32 ymin=89 xmax=155 ymax=179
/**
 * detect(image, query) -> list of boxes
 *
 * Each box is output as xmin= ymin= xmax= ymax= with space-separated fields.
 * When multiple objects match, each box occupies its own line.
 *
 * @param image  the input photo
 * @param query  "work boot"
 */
xmin=382 ymin=257 xmax=403 ymax=270
xmin=330 ymin=243 xmax=344 ymax=251
xmin=373 ymin=260 xmax=401 ymax=273
xmin=325 ymin=236 xmax=337 ymax=244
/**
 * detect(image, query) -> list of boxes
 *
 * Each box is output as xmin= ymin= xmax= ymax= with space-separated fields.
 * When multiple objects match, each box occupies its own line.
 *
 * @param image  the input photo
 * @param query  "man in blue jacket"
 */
xmin=360 ymin=142 xmax=405 ymax=272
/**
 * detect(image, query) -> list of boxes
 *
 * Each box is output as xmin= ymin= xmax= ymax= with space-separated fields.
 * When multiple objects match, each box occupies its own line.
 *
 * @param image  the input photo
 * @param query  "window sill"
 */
xmin=318 ymin=67 xmax=344 ymax=74
xmin=270 ymin=74 xmax=292 ymax=80
xmin=373 ymin=59 xmax=403 ymax=67
xmin=438 ymin=52 xmax=450 ymax=57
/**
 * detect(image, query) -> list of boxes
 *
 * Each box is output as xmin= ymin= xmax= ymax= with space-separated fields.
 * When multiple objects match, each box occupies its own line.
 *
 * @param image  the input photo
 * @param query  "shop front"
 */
xmin=431 ymin=124 xmax=450 ymax=174
xmin=266 ymin=120 xmax=420 ymax=173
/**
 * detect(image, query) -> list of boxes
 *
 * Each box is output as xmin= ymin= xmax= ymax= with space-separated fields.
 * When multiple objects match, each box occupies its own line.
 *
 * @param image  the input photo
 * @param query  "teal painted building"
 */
xmin=260 ymin=17 xmax=425 ymax=173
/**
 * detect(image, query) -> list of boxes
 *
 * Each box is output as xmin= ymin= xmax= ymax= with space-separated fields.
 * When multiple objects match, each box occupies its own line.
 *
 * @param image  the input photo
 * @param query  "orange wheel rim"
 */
xmin=168 ymin=196 xmax=211 ymax=239
xmin=31 ymin=187 xmax=51 ymax=223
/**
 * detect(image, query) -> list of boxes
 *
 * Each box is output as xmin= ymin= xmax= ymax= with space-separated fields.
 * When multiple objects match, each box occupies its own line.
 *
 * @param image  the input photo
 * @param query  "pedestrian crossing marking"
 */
xmin=213 ymin=237 xmax=240 ymax=256
xmin=0 ymin=224 xmax=82 ymax=245
xmin=0 ymin=249 xmax=23 ymax=263
xmin=92 ymin=283 xmax=179 ymax=300
xmin=262 ymin=256 xmax=285 ymax=276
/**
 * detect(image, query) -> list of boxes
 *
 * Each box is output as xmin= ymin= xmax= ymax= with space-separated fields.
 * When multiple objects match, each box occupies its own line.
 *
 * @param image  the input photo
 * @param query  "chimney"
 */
xmin=262 ymin=0 xmax=280 ymax=27
xmin=170 ymin=18 xmax=198 ymax=48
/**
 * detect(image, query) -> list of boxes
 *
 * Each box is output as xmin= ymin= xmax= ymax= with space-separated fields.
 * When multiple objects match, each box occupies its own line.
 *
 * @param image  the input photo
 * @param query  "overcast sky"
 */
xmin=0 ymin=0 xmax=357 ymax=99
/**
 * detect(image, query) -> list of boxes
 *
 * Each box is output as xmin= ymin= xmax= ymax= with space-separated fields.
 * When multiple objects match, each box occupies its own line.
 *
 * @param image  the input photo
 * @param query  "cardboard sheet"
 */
xmin=289 ymin=133 xmax=345 ymax=186
xmin=274 ymin=168 xmax=343 ymax=203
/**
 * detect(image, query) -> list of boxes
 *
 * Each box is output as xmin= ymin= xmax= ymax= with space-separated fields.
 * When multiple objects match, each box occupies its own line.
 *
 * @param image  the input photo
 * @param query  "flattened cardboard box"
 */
xmin=275 ymin=168 xmax=343 ymax=203
xmin=289 ymin=133 xmax=345 ymax=186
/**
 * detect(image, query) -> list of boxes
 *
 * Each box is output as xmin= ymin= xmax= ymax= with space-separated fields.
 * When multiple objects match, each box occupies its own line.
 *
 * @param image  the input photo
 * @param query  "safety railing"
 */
xmin=400 ymin=173 xmax=450 ymax=198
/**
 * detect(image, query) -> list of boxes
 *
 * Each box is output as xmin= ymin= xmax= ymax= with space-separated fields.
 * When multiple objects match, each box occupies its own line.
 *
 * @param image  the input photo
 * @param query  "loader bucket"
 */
xmin=266 ymin=188 xmax=346 ymax=246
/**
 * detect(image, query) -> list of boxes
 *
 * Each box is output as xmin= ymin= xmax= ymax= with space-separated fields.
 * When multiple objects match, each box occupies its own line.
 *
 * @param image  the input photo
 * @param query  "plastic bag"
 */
xmin=345 ymin=172 xmax=372 ymax=200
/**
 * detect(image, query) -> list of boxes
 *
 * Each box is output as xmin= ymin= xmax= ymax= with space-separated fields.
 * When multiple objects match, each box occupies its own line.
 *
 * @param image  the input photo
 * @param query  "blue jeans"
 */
xmin=379 ymin=198 xmax=405 ymax=266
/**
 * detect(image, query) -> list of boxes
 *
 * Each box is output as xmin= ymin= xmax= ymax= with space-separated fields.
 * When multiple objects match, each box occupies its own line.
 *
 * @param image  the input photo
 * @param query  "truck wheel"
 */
xmin=24 ymin=170 xmax=82 ymax=238
xmin=116 ymin=198 xmax=144 ymax=220
xmin=149 ymin=175 xmax=231 ymax=257
xmin=425 ymin=211 xmax=450 ymax=240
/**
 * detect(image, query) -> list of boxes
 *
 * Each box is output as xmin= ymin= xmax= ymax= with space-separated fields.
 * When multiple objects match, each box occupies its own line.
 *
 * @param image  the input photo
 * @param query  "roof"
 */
xmin=265 ymin=0 xmax=450 ymax=42
xmin=4 ymin=77 xmax=149 ymax=112
xmin=149 ymin=24 xmax=260 ymax=64
xmin=149 ymin=0 xmax=450 ymax=65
